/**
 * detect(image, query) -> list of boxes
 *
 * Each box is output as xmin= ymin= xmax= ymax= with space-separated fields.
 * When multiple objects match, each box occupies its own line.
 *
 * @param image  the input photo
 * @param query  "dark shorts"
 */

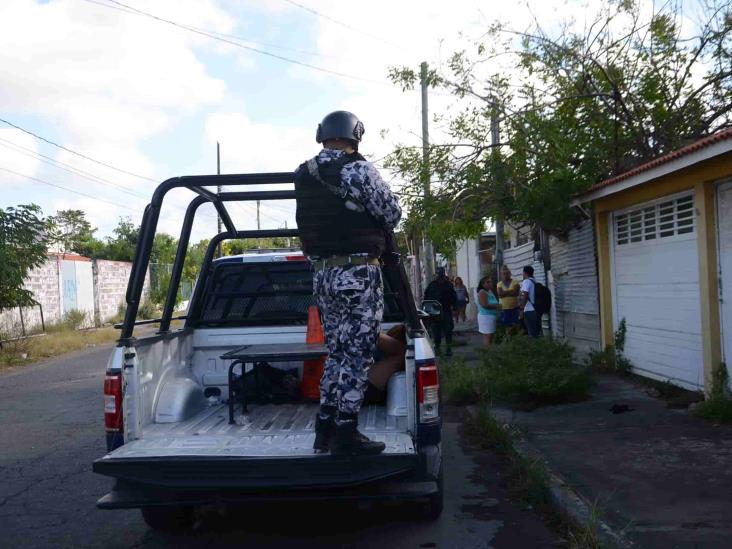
xmin=500 ymin=308 xmax=521 ymax=326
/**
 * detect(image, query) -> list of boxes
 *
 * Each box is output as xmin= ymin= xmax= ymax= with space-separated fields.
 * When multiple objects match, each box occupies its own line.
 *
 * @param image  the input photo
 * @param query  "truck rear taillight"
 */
xmin=417 ymin=360 xmax=439 ymax=423
xmin=286 ymin=254 xmax=305 ymax=261
xmin=104 ymin=372 xmax=123 ymax=433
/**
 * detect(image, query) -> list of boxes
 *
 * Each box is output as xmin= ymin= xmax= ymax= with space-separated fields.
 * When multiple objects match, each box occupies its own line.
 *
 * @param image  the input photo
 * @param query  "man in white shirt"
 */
xmin=519 ymin=265 xmax=542 ymax=338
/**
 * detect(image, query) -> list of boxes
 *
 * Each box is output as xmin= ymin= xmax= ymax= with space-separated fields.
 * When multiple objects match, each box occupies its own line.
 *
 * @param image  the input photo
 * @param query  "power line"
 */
xmin=0 ymin=137 xmax=148 ymax=199
xmin=0 ymin=166 xmax=140 ymax=211
xmin=83 ymin=0 xmax=389 ymax=85
xmin=282 ymin=0 xmax=410 ymax=52
xmin=81 ymin=0 xmax=336 ymax=60
xmin=0 ymin=135 xmax=218 ymax=221
xmin=232 ymin=201 xmax=285 ymax=225
xmin=0 ymin=117 xmax=157 ymax=182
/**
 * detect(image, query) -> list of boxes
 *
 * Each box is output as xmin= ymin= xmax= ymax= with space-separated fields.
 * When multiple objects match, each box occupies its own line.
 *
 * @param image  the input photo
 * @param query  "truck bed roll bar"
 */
xmin=119 ymin=172 xmax=419 ymax=344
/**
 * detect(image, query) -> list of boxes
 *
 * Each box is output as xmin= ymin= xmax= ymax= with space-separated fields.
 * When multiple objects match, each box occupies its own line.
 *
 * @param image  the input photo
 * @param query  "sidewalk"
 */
xmin=452 ymin=331 xmax=732 ymax=547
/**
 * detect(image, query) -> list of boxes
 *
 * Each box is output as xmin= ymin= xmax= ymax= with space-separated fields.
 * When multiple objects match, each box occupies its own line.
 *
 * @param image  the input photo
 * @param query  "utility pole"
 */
xmin=216 ymin=142 xmax=222 ymax=258
xmin=491 ymin=101 xmax=504 ymax=279
xmin=420 ymin=61 xmax=435 ymax=286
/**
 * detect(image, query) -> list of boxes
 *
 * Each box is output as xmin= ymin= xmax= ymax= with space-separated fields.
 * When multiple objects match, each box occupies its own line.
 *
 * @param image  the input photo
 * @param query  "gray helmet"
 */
xmin=316 ymin=111 xmax=365 ymax=145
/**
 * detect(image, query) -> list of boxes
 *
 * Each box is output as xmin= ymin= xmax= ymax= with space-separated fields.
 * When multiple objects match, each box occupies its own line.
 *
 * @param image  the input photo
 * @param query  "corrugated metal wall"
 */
xmin=504 ymin=242 xmax=543 ymax=282
xmin=549 ymin=219 xmax=601 ymax=356
xmin=504 ymin=241 xmax=550 ymax=332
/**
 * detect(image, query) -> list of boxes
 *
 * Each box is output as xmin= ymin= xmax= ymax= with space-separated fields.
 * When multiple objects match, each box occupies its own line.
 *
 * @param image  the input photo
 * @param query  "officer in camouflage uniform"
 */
xmin=294 ymin=111 xmax=402 ymax=455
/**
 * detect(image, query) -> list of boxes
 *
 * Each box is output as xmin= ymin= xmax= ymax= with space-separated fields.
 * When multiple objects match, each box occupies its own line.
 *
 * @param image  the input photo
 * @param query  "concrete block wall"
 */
xmin=92 ymin=259 xmax=151 ymax=325
xmin=0 ymin=257 xmax=61 ymax=337
xmin=1 ymin=255 xmax=152 ymax=337
xmin=93 ymin=259 xmax=132 ymax=325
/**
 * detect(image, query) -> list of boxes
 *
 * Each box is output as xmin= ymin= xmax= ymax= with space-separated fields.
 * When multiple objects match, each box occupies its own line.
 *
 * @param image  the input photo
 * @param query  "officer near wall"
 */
xmin=294 ymin=111 xmax=402 ymax=456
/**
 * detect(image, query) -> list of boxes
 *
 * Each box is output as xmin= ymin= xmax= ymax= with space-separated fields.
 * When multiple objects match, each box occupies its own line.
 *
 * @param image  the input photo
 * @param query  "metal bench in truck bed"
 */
xmin=221 ymin=342 xmax=329 ymax=421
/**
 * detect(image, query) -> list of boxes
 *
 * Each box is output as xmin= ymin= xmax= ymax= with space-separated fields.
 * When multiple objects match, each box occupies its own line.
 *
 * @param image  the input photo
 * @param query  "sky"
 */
xmin=0 ymin=0 xmax=690 ymax=243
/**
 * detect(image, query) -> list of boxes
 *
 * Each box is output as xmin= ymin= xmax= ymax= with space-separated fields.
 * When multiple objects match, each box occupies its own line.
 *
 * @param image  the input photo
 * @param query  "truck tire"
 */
xmin=421 ymin=462 xmax=444 ymax=520
xmin=141 ymin=505 xmax=193 ymax=531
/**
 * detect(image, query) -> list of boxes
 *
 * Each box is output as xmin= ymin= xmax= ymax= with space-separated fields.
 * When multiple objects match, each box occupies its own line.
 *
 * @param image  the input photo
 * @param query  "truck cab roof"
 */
xmin=214 ymin=251 xmax=306 ymax=264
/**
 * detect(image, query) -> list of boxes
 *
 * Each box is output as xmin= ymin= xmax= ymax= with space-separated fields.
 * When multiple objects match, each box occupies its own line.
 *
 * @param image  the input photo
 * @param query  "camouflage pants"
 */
xmin=313 ymin=264 xmax=384 ymax=415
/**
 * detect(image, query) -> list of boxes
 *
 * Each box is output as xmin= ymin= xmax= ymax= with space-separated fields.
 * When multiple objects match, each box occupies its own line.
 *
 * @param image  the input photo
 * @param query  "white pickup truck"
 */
xmin=93 ymin=172 xmax=443 ymax=531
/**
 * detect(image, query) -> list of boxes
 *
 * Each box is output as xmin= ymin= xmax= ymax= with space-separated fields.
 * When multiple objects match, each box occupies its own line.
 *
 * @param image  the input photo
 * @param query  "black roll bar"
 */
xmin=186 ymin=229 xmax=302 ymax=326
xmin=119 ymin=171 xmax=419 ymax=344
xmin=120 ymin=172 xmax=295 ymax=342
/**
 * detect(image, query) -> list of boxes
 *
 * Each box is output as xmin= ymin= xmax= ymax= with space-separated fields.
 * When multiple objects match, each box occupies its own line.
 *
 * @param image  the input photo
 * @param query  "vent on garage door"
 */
xmin=615 ymin=194 xmax=694 ymax=245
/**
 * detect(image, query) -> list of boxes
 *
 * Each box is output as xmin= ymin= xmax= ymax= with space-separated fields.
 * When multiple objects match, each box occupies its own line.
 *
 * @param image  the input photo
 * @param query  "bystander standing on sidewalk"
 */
xmin=519 ymin=265 xmax=542 ymax=338
xmin=496 ymin=265 xmax=521 ymax=336
xmin=476 ymin=275 xmax=499 ymax=347
xmin=453 ymin=277 xmax=469 ymax=324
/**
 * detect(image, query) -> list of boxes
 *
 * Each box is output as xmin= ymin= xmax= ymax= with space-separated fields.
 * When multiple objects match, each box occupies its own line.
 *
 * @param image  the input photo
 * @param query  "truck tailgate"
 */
xmin=94 ymin=403 xmax=417 ymax=489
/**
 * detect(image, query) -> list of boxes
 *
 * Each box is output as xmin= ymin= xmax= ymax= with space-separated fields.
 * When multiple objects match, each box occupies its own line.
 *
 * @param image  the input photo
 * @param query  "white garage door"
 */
xmin=612 ymin=192 xmax=704 ymax=389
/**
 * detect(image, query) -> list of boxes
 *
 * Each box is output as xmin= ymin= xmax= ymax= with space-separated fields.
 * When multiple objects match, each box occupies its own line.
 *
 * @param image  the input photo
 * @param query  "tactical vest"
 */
xmin=294 ymin=152 xmax=386 ymax=257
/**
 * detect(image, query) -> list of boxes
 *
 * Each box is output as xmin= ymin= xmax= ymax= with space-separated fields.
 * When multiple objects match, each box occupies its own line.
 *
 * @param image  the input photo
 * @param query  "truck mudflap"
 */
xmin=93 ymin=453 xmax=419 ymax=492
xmin=97 ymin=476 xmax=438 ymax=510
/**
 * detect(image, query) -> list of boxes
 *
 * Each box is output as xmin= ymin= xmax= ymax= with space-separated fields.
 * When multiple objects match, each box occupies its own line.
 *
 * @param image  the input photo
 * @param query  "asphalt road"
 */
xmin=0 ymin=345 xmax=558 ymax=548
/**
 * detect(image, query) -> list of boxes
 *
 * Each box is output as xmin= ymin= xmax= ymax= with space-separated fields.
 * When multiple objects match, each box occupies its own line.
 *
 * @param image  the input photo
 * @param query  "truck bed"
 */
xmin=102 ymin=403 xmax=414 ymax=459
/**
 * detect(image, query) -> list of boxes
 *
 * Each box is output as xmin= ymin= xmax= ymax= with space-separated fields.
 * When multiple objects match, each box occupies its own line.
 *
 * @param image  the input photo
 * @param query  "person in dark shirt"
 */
xmin=424 ymin=267 xmax=457 ymax=356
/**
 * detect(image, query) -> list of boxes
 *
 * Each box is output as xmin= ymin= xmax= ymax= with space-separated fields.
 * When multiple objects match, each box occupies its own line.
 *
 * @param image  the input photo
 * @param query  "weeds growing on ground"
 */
xmin=0 ymin=326 xmax=118 ymax=368
xmin=567 ymin=500 xmax=603 ymax=549
xmin=45 ymin=309 xmax=89 ymax=332
xmin=110 ymin=299 xmax=159 ymax=325
xmin=467 ymin=407 xmax=551 ymax=509
xmin=469 ymin=408 xmax=607 ymax=548
xmin=586 ymin=318 xmax=632 ymax=374
xmin=441 ymin=337 xmax=594 ymax=408
xmin=694 ymin=362 xmax=732 ymax=423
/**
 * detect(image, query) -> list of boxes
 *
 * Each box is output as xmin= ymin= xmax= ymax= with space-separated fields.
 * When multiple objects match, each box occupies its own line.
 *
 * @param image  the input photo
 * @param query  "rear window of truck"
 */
xmin=194 ymin=260 xmax=404 ymax=327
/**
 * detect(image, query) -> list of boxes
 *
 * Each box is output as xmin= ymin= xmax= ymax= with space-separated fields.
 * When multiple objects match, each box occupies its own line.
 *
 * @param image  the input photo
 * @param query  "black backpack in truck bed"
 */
xmin=530 ymin=278 xmax=552 ymax=315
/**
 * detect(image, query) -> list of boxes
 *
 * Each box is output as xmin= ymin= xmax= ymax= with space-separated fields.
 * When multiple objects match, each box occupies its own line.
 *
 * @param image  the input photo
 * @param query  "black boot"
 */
xmin=313 ymin=405 xmax=336 ymax=452
xmin=330 ymin=413 xmax=386 ymax=456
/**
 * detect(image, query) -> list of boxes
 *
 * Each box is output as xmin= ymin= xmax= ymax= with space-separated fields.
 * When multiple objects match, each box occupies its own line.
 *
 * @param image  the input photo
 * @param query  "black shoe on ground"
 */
xmin=445 ymin=346 xmax=453 ymax=357
xmin=330 ymin=413 xmax=386 ymax=456
xmin=313 ymin=406 xmax=336 ymax=452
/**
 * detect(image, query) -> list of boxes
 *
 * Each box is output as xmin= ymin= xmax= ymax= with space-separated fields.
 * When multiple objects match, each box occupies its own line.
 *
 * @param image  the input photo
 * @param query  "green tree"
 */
xmin=103 ymin=217 xmax=139 ymax=261
xmin=182 ymin=238 xmax=210 ymax=285
xmin=149 ymin=233 xmax=178 ymax=305
xmin=0 ymin=204 xmax=53 ymax=310
xmin=49 ymin=209 xmax=104 ymax=257
xmin=387 ymin=0 xmax=732 ymax=238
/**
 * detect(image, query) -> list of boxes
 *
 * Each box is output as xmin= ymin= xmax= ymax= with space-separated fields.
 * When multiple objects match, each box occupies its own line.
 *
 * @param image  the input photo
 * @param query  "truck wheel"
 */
xmin=141 ymin=505 xmax=193 ymax=531
xmin=421 ymin=463 xmax=444 ymax=520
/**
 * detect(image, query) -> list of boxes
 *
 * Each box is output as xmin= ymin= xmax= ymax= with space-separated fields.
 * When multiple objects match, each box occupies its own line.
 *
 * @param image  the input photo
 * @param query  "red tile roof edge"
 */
xmin=583 ymin=128 xmax=732 ymax=195
xmin=48 ymin=252 xmax=92 ymax=262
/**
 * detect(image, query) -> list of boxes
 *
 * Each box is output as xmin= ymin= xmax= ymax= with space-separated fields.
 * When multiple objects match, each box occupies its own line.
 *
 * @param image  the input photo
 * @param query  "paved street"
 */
xmin=0 ymin=345 xmax=557 ymax=548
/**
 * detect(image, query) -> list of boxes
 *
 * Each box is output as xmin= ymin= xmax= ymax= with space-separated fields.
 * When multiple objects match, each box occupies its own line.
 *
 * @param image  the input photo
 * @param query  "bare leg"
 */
xmin=483 ymin=333 xmax=493 ymax=347
xmin=367 ymin=333 xmax=407 ymax=392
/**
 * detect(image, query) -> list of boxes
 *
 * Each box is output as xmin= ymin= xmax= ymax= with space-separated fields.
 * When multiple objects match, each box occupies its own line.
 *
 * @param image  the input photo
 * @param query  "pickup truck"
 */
xmin=93 ymin=172 xmax=443 ymax=531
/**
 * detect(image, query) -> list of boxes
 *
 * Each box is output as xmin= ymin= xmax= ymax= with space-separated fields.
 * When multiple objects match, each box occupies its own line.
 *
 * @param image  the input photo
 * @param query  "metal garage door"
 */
xmin=612 ymin=192 xmax=704 ymax=389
